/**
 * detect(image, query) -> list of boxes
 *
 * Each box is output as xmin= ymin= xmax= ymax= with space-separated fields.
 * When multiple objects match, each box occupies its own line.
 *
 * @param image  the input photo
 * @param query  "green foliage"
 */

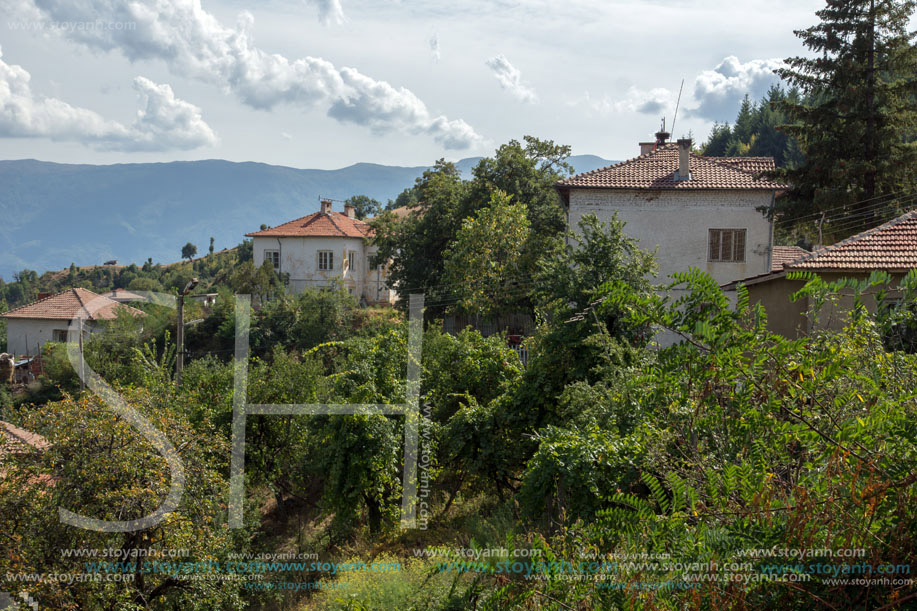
xmin=441 ymin=190 xmax=532 ymax=318
xmin=251 ymin=282 xmax=358 ymax=356
xmin=181 ymin=241 xmax=198 ymax=261
xmin=0 ymin=389 xmax=251 ymax=609
xmin=775 ymin=0 xmax=917 ymax=225
xmin=370 ymin=137 xmax=569 ymax=317
xmin=308 ymin=554 xmax=477 ymax=611
xmin=700 ymin=86 xmax=805 ymax=169
xmin=344 ymin=194 xmax=383 ymax=219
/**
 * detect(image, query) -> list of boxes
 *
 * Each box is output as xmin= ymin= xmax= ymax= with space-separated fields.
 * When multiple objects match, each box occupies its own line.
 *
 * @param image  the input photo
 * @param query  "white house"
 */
xmin=555 ymin=135 xmax=787 ymax=288
xmin=245 ymin=200 xmax=397 ymax=305
xmin=1 ymin=288 xmax=145 ymax=356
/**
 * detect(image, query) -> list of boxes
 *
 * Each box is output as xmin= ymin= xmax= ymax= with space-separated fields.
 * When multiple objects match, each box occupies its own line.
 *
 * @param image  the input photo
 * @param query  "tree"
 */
xmin=701 ymin=122 xmax=733 ymax=157
xmin=369 ymin=160 xmax=471 ymax=315
xmin=208 ymin=236 xmax=215 ymax=256
xmin=370 ymin=137 xmax=570 ymax=316
xmin=775 ymin=0 xmax=917 ymax=225
xmin=181 ymin=242 xmax=197 ymax=262
xmin=441 ymin=191 xmax=531 ymax=318
xmin=344 ymin=195 xmax=383 ymax=219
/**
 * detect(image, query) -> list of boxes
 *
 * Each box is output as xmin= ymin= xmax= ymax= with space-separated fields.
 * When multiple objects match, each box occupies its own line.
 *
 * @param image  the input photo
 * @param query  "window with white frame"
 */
xmin=347 ymin=251 xmax=356 ymax=273
xmin=708 ymin=229 xmax=747 ymax=262
xmin=52 ymin=329 xmax=69 ymax=343
xmin=318 ymin=250 xmax=334 ymax=271
xmin=264 ymin=249 xmax=280 ymax=272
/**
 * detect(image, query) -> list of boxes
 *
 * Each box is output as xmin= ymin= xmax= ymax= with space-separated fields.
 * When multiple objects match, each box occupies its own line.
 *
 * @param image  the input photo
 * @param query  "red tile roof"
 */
xmin=787 ymin=209 xmax=917 ymax=271
xmin=1 ymin=288 xmax=145 ymax=321
xmin=557 ymin=144 xmax=788 ymax=191
xmin=0 ymin=421 xmax=49 ymax=457
xmin=246 ymin=211 xmax=372 ymax=239
xmin=771 ymin=245 xmax=810 ymax=272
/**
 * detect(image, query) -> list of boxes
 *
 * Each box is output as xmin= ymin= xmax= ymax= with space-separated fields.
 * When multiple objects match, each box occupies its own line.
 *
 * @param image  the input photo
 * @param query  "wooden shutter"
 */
xmin=721 ymin=230 xmax=733 ymax=262
xmin=734 ymin=230 xmax=746 ymax=262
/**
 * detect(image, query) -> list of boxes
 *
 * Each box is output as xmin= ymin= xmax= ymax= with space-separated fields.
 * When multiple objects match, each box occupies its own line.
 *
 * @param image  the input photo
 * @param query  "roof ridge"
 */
xmin=0 ymin=287 xmax=70 ymax=317
xmin=788 ymin=208 xmax=917 ymax=268
xmin=558 ymin=143 xmax=677 ymax=184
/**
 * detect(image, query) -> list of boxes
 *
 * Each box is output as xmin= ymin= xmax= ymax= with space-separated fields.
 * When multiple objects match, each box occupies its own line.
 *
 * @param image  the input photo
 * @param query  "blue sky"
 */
xmin=0 ymin=0 xmax=829 ymax=168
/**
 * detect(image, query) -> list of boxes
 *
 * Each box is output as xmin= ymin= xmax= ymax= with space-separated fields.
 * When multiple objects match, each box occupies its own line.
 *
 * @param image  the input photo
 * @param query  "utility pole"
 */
xmin=176 ymin=277 xmax=199 ymax=389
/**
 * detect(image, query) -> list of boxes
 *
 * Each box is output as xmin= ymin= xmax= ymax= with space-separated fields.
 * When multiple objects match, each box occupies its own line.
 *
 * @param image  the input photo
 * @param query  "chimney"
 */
xmin=38 ymin=292 xmax=53 ymax=301
xmin=639 ymin=142 xmax=656 ymax=156
xmin=676 ymin=138 xmax=692 ymax=181
xmin=320 ymin=199 xmax=332 ymax=214
xmin=655 ymin=130 xmax=670 ymax=147
xmin=344 ymin=203 xmax=356 ymax=219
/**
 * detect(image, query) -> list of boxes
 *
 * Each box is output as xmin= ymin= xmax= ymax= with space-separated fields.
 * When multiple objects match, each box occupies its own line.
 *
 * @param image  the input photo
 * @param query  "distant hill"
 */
xmin=0 ymin=154 xmax=615 ymax=278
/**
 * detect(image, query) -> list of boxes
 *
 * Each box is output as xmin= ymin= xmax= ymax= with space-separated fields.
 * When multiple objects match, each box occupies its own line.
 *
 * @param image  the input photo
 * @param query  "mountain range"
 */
xmin=0 ymin=155 xmax=615 ymax=279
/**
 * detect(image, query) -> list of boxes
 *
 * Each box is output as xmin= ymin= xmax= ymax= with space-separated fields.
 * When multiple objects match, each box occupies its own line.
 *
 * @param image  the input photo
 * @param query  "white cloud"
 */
xmin=280 ymin=131 xmax=293 ymax=140
xmin=306 ymin=0 xmax=346 ymax=25
xmin=429 ymin=33 xmax=440 ymax=62
xmin=485 ymin=54 xmax=537 ymax=103
xmin=23 ymin=0 xmax=484 ymax=149
xmin=690 ymin=56 xmax=784 ymax=121
xmin=571 ymin=87 xmax=674 ymax=116
xmin=0 ymin=47 xmax=216 ymax=151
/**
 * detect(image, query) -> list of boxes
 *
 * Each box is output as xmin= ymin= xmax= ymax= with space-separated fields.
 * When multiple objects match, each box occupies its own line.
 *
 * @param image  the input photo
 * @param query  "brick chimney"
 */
xmin=639 ymin=142 xmax=656 ymax=155
xmin=38 ymin=292 xmax=53 ymax=301
xmin=344 ymin=203 xmax=356 ymax=219
xmin=320 ymin=199 xmax=332 ymax=214
xmin=676 ymin=138 xmax=692 ymax=181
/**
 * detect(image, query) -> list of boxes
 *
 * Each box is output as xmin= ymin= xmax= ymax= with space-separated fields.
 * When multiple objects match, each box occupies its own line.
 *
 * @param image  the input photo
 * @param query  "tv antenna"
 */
xmin=670 ymin=79 xmax=685 ymax=138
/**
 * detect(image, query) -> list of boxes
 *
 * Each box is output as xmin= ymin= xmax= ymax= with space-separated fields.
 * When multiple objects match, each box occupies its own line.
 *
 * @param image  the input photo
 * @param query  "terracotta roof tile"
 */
xmin=1 ymin=288 xmax=145 ymax=321
xmin=788 ymin=209 xmax=917 ymax=271
xmin=557 ymin=144 xmax=788 ymax=191
xmin=771 ymin=245 xmax=810 ymax=272
xmin=246 ymin=211 xmax=372 ymax=239
xmin=0 ymin=421 xmax=49 ymax=457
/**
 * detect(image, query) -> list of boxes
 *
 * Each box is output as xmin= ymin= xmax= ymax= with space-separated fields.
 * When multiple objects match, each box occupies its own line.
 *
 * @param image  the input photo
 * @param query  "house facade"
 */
xmin=555 ymin=135 xmax=787 ymax=288
xmin=724 ymin=209 xmax=917 ymax=338
xmin=245 ymin=200 xmax=396 ymax=305
xmin=1 ymin=288 xmax=145 ymax=356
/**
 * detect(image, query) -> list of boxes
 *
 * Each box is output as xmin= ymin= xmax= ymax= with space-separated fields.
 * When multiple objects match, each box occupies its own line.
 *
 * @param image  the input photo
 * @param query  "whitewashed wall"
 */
xmin=252 ymin=236 xmax=396 ymax=305
xmin=567 ymin=189 xmax=775 ymax=287
xmin=5 ymin=318 xmax=97 ymax=356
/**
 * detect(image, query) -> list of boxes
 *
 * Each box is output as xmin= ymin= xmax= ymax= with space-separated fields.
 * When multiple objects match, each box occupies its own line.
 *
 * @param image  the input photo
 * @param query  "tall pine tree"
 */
xmin=776 ymin=0 xmax=917 ymax=228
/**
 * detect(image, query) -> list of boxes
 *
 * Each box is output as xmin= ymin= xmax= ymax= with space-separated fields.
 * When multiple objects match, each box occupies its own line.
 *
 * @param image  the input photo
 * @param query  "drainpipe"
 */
xmin=766 ymin=191 xmax=775 ymax=274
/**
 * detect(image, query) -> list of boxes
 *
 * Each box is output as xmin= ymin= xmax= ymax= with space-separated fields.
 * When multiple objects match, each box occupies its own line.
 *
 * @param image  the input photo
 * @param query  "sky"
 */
xmin=0 ymin=0 xmax=830 ymax=169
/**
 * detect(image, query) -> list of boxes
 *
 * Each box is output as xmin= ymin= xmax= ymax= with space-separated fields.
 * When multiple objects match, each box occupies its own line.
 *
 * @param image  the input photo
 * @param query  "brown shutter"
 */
xmin=721 ymin=231 xmax=733 ymax=262
xmin=709 ymin=230 xmax=721 ymax=261
xmin=734 ymin=230 xmax=746 ymax=262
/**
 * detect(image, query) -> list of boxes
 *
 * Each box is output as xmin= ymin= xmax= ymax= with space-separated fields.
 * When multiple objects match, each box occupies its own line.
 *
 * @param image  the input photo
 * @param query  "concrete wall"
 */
xmin=745 ymin=271 xmax=908 ymax=338
xmin=252 ymin=236 xmax=396 ymax=305
xmin=745 ymin=278 xmax=809 ymax=338
xmin=567 ymin=188 xmax=775 ymax=287
xmin=5 ymin=318 xmax=96 ymax=356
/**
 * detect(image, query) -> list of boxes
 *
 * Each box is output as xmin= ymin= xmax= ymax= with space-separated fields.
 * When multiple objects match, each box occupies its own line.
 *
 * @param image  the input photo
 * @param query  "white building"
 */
xmin=245 ymin=200 xmax=396 ymax=305
xmin=555 ymin=136 xmax=787 ymax=287
xmin=1 ymin=288 xmax=145 ymax=356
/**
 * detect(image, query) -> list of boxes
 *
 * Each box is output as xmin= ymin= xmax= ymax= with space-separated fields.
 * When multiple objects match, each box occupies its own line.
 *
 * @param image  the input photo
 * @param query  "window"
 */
xmin=708 ymin=229 xmax=746 ymax=262
xmin=52 ymin=329 xmax=69 ymax=343
xmin=347 ymin=251 xmax=356 ymax=272
xmin=264 ymin=249 xmax=280 ymax=272
xmin=318 ymin=250 xmax=334 ymax=271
